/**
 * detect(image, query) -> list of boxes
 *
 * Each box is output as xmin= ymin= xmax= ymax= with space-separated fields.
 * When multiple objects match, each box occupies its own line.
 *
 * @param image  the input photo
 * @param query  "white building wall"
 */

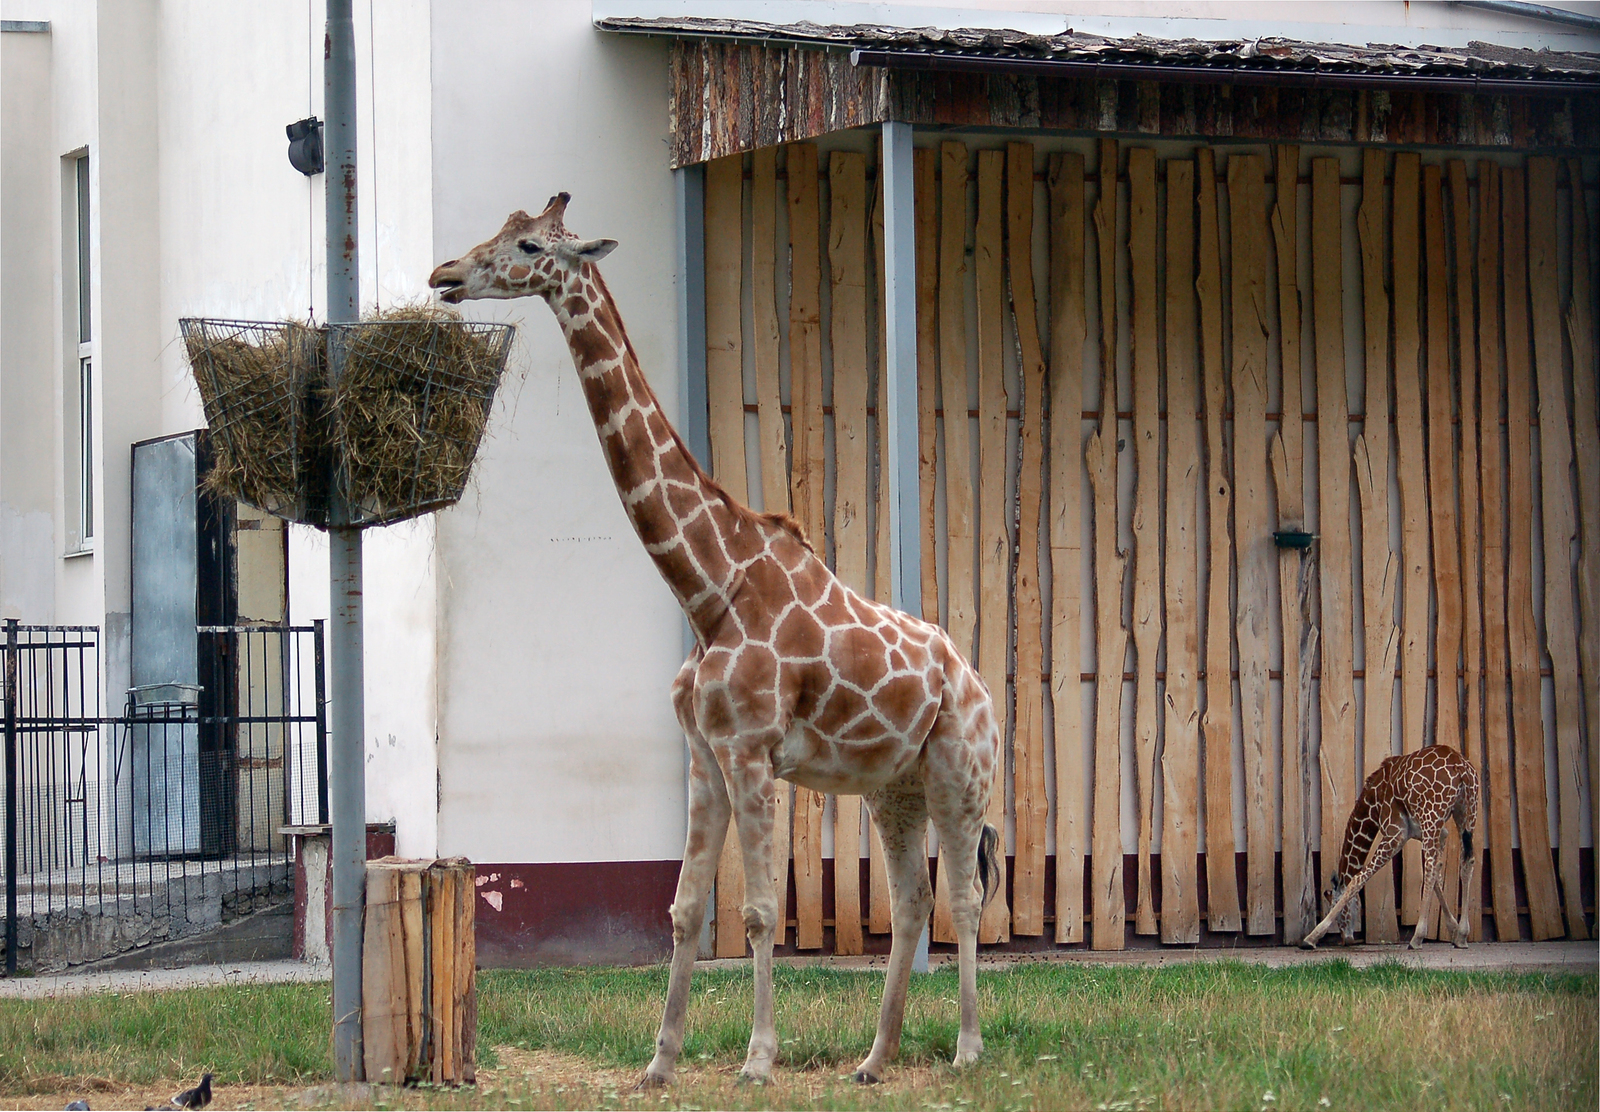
xmin=429 ymin=0 xmax=689 ymax=865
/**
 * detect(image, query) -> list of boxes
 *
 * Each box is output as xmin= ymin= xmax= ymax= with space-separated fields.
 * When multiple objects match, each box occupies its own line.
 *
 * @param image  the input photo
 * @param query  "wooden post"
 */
xmin=1162 ymin=157 xmax=1202 ymax=945
xmin=1126 ymin=148 xmax=1162 ymax=938
xmin=1048 ymin=151 xmax=1088 ymax=945
xmin=1391 ymin=154 xmax=1430 ymax=926
xmin=1501 ymin=167 xmax=1565 ymax=941
xmin=1197 ymin=146 xmax=1240 ymax=933
xmin=706 ymin=153 xmax=749 ymax=959
xmin=974 ymin=149 xmax=1012 ymax=945
xmin=362 ymin=864 xmax=406 ymax=1084
xmin=1448 ymin=159 xmax=1485 ymax=942
xmin=1565 ymin=157 xmax=1600 ymax=907
xmin=932 ymin=140 xmax=975 ymax=944
xmin=787 ymin=142 xmax=826 ymax=950
xmin=1475 ymin=162 xmax=1520 ymax=942
xmin=1525 ymin=157 xmax=1588 ymax=941
xmin=1090 ymin=137 xmax=1126 ymax=950
xmin=1228 ymin=152 xmax=1274 ymax=937
xmin=752 ymin=146 xmax=793 ymax=946
xmin=1008 ymin=141 xmax=1048 ymax=937
xmin=1273 ymin=144 xmax=1316 ymax=945
xmin=830 ymin=150 xmax=869 ymax=957
xmin=915 ymin=148 xmax=941 ymax=628
xmin=867 ymin=151 xmax=892 ymax=936
xmin=1312 ymin=158 xmax=1356 ymax=913
xmin=1355 ymin=148 xmax=1400 ymax=944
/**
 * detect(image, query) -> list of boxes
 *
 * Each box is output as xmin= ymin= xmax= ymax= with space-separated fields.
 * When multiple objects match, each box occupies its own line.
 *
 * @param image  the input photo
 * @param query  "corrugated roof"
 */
xmin=598 ymin=15 xmax=1600 ymax=82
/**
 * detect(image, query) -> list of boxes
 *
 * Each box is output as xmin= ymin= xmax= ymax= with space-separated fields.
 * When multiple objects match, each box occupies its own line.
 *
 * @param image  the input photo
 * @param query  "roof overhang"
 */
xmin=598 ymin=12 xmax=1600 ymax=164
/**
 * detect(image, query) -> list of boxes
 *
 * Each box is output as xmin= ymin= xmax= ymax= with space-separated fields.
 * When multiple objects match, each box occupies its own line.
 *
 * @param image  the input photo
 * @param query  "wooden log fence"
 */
xmin=695 ymin=141 xmax=1596 ymax=951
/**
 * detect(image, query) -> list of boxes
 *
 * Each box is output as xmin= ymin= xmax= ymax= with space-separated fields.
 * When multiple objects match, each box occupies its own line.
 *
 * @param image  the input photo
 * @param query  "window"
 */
xmin=65 ymin=151 xmax=93 ymax=551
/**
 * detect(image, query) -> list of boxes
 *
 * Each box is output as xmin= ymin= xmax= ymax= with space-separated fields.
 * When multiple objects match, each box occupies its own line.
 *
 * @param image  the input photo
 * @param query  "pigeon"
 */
xmin=63 ymin=1102 xmax=90 ymax=1111
xmin=170 ymin=1074 xmax=212 ymax=1110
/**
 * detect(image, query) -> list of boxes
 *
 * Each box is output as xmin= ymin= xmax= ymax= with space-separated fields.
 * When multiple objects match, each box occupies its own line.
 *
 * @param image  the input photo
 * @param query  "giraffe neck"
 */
xmin=549 ymin=267 xmax=748 ymax=643
xmin=1337 ymin=786 xmax=1384 ymax=880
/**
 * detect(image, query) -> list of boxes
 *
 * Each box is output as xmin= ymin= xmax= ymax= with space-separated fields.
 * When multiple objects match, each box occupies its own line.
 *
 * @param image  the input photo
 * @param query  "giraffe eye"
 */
xmin=517 ymin=240 xmax=543 ymax=256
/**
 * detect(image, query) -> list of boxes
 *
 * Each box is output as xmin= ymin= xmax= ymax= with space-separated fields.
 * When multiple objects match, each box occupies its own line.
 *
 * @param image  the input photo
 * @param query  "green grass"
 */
xmin=0 ymin=961 xmax=1592 ymax=1110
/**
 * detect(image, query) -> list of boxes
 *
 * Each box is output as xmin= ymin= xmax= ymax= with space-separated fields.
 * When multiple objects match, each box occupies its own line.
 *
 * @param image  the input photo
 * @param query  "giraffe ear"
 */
xmin=571 ymin=238 xmax=617 ymax=262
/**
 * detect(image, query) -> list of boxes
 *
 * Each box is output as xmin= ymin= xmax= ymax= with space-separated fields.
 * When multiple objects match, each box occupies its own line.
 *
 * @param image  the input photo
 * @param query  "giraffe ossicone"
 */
xmin=430 ymin=194 xmax=1002 ymax=1086
xmin=1300 ymin=745 xmax=1480 ymax=951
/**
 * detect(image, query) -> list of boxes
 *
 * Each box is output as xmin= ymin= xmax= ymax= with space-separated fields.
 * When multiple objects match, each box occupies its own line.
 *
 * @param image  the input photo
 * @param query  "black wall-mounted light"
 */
xmin=1273 ymin=530 xmax=1316 ymax=550
xmin=286 ymin=117 xmax=324 ymax=176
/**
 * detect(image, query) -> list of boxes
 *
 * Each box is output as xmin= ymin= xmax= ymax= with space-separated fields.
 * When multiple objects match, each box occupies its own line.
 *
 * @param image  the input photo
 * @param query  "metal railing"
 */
xmin=1 ymin=620 xmax=327 ymax=973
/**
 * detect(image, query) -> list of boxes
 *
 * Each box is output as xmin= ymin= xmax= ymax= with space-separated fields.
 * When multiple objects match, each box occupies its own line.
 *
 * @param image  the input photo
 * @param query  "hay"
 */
xmin=182 ymin=319 xmax=326 ymax=523
xmin=181 ymin=304 xmax=514 ymax=528
xmin=330 ymin=302 xmax=511 ymax=525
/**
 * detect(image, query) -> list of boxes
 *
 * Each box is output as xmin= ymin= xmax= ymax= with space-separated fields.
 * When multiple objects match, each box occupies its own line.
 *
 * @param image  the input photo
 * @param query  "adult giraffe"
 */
xmin=430 ymin=195 xmax=1001 ymax=1086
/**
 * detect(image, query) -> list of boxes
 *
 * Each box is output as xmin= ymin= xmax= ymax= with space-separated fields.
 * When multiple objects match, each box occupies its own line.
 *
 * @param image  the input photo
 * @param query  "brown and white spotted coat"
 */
xmin=430 ymin=196 xmax=1001 ymax=1086
xmin=1301 ymin=745 xmax=1480 ymax=951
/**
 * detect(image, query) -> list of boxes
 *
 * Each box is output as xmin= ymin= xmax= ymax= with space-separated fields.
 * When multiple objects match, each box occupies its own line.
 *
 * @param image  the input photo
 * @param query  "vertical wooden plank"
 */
xmin=1424 ymin=166 xmax=1464 ymax=757
xmin=932 ymin=140 xmax=975 ymax=943
xmin=867 ymin=153 xmax=891 ymax=936
xmin=1502 ymin=166 xmax=1566 ymax=941
xmin=457 ymin=865 xmax=477 ymax=1082
xmin=1448 ymin=159 xmax=1485 ymax=941
xmin=751 ymin=147 xmax=789 ymax=517
xmin=829 ymin=151 xmax=869 ymax=957
xmin=705 ymin=154 xmax=749 ymax=958
xmin=915 ymin=148 xmax=941 ymax=628
xmin=1228 ymin=152 xmax=1274 ymax=936
xmin=1312 ymin=158 xmax=1357 ymax=912
xmin=1273 ymin=144 xmax=1316 ymax=945
xmin=788 ymin=142 xmax=826 ymax=950
xmin=362 ymin=866 xmax=402 ymax=1084
xmin=1090 ymin=136 xmax=1127 ymax=949
xmin=1126 ymin=148 xmax=1161 ymax=937
xmin=1008 ymin=141 xmax=1048 ymax=936
xmin=1391 ymin=153 xmax=1431 ymax=926
xmin=1565 ymin=158 xmax=1600 ymax=907
xmin=751 ymin=145 xmax=793 ymax=947
xmin=1197 ymin=146 xmax=1240 ymax=933
xmin=400 ymin=868 xmax=425 ymax=1077
xmin=1048 ymin=151 xmax=1088 ymax=945
xmin=1476 ymin=162 xmax=1520 ymax=941
xmin=1356 ymin=149 xmax=1401 ymax=944
xmin=1526 ymin=157 xmax=1589 ymax=940
xmin=974 ymin=148 xmax=1012 ymax=944
xmin=1162 ymin=158 xmax=1202 ymax=945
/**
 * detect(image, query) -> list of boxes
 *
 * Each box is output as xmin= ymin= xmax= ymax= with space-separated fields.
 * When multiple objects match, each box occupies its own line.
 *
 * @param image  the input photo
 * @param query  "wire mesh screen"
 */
xmin=329 ymin=319 xmax=516 ymax=527
xmin=180 ymin=319 xmax=329 ymax=526
xmin=2 ymin=622 xmax=326 ymax=974
xmin=181 ymin=315 xmax=516 ymax=530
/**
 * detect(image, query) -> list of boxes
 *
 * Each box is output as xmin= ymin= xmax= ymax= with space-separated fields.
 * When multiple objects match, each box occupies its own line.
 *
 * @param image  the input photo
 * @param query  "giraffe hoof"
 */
xmin=635 ymin=1072 xmax=671 ymax=1091
xmin=1298 ymin=938 xmax=1317 ymax=951
xmin=852 ymin=1069 xmax=882 ymax=1085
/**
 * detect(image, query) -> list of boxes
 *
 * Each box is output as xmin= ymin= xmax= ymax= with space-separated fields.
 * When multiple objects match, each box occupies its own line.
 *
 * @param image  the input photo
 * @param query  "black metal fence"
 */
xmin=2 ymin=620 xmax=327 ymax=973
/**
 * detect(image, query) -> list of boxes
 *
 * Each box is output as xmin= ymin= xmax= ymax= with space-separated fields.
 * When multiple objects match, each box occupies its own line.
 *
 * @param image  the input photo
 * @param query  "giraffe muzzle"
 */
xmin=428 ymin=262 xmax=468 ymax=302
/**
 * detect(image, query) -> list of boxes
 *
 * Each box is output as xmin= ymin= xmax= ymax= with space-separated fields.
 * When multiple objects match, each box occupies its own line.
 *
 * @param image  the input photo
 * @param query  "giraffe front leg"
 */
xmin=1301 ymin=827 xmax=1404 ymax=950
xmin=641 ymin=664 xmax=728 ymax=1089
xmin=716 ymin=741 xmax=784 ymax=1085
xmin=853 ymin=783 xmax=931 ymax=1084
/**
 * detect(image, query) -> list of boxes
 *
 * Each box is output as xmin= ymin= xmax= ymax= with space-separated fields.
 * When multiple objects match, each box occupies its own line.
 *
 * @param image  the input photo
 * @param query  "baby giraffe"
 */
xmin=1301 ymin=745 xmax=1480 ymax=950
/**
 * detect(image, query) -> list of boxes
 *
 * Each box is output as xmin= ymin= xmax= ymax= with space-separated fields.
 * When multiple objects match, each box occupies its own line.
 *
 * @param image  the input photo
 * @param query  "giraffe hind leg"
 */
xmin=1409 ymin=835 xmax=1445 ymax=950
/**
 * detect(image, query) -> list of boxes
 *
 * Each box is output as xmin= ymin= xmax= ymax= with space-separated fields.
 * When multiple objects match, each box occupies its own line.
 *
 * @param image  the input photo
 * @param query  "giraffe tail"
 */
xmin=977 ymin=824 xmax=1001 ymax=909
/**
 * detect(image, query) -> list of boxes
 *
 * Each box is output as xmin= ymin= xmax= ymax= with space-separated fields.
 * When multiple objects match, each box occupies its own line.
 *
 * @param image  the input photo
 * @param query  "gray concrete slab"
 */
xmin=0 ymin=957 xmax=329 ymax=999
xmin=697 ymin=941 xmax=1599 ymax=975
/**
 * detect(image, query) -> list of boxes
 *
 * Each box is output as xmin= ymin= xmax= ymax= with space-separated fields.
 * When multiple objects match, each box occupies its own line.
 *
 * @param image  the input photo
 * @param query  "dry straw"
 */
xmin=181 ymin=303 xmax=514 ymax=528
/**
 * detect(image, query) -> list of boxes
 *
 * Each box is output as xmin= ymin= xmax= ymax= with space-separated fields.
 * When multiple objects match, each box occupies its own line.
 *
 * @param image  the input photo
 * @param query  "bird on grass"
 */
xmin=170 ymin=1074 xmax=212 ymax=1110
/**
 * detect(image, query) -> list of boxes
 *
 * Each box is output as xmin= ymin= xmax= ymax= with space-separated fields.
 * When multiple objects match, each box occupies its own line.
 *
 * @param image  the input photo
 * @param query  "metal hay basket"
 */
xmin=181 ymin=315 xmax=516 ymax=529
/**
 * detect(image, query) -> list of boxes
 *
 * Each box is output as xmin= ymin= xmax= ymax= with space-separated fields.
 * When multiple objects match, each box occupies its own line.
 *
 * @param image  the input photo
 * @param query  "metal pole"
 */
xmin=324 ymin=0 xmax=365 ymax=1082
xmin=880 ymin=121 xmax=932 ymax=974
xmin=5 ymin=619 xmax=17 ymax=976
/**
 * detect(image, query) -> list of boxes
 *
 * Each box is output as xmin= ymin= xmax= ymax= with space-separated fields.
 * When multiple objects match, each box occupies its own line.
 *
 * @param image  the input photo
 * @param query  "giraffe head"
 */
xmin=428 ymin=193 xmax=616 ymax=305
xmin=1325 ymin=871 xmax=1358 ymax=944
